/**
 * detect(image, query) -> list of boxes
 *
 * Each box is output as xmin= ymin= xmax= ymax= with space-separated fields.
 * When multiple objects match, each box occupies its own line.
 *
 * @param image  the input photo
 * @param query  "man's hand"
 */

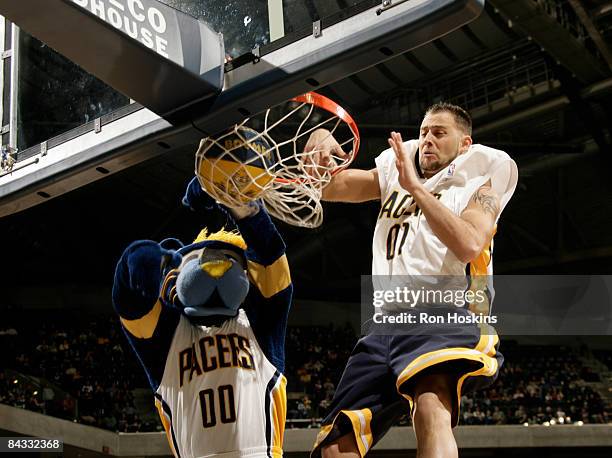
xmin=304 ymin=129 xmax=379 ymax=203
xmin=302 ymin=129 xmax=349 ymax=179
xmin=388 ymin=131 xmax=422 ymax=193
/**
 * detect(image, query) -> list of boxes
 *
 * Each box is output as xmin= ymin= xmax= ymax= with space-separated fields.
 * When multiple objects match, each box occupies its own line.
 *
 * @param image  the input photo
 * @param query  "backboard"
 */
xmin=0 ymin=0 xmax=485 ymax=217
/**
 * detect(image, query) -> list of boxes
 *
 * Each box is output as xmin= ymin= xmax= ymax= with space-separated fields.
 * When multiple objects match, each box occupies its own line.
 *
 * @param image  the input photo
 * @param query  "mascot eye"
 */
xmin=222 ymin=250 xmax=246 ymax=269
xmin=180 ymin=249 xmax=205 ymax=269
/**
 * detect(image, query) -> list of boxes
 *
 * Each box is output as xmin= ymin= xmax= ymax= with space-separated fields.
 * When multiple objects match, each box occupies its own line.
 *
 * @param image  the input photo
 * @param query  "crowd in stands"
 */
xmin=463 ymin=342 xmax=609 ymax=425
xmin=284 ymin=324 xmax=356 ymax=423
xmin=1 ymin=309 xmax=611 ymax=432
xmin=0 ymin=310 xmax=159 ymax=432
xmin=594 ymin=350 xmax=612 ymax=371
xmin=283 ymin=330 xmax=611 ymax=428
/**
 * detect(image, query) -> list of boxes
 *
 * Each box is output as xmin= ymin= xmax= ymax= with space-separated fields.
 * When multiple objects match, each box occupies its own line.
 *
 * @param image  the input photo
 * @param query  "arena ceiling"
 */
xmin=2 ymin=0 xmax=612 ymax=307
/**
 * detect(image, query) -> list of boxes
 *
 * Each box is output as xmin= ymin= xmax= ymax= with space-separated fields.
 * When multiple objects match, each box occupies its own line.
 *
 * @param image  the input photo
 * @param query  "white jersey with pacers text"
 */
xmin=155 ymin=310 xmax=286 ymax=458
xmin=372 ymin=141 xmax=517 ymax=309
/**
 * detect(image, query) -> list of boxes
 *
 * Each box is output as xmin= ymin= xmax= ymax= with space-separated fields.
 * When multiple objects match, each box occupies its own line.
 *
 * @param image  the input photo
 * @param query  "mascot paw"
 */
xmin=182 ymin=177 xmax=218 ymax=212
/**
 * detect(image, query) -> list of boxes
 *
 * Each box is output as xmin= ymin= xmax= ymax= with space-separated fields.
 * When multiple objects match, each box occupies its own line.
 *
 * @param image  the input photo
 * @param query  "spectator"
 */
xmin=1 ymin=310 xmax=611 ymax=430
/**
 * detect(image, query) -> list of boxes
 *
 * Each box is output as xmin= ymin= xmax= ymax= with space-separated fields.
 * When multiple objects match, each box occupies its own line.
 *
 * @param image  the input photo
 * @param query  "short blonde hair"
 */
xmin=193 ymin=228 xmax=247 ymax=250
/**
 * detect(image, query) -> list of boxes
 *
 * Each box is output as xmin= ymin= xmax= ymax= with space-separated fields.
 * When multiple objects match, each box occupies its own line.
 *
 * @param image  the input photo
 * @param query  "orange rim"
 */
xmin=274 ymin=91 xmax=360 ymax=184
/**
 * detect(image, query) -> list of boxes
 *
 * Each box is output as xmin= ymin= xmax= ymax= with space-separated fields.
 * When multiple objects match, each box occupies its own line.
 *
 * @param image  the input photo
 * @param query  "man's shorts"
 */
xmin=311 ymin=307 xmax=502 ymax=457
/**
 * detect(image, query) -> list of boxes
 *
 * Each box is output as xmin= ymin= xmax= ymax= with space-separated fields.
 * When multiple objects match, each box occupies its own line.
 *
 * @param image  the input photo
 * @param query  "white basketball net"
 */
xmin=195 ymin=126 xmax=278 ymax=207
xmin=195 ymin=92 xmax=360 ymax=228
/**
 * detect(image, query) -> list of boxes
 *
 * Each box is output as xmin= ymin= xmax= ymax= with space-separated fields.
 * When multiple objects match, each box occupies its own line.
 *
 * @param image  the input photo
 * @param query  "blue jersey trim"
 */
xmin=155 ymin=393 xmax=182 ymax=458
xmin=264 ymin=370 xmax=281 ymax=458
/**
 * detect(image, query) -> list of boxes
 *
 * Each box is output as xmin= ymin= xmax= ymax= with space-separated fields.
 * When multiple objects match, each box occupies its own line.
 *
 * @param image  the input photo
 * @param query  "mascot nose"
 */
xmin=200 ymin=259 xmax=232 ymax=279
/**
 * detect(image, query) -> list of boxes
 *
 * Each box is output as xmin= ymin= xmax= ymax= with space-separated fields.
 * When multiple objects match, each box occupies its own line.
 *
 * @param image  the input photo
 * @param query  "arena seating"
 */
xmin=594 ymin=350 xmax=612 ymax=371
xmin=464 ymin=341 xmax=609 ymax=425
xmin=1 ymin=312 xmax=610 ymax=431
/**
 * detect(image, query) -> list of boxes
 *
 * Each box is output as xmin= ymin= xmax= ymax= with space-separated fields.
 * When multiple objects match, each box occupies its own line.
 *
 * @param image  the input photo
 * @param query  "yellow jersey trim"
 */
xmin=155 ymin=398 xmax=178 ymax=458
xmin=271 ymin=375 xmax=287 ymax=458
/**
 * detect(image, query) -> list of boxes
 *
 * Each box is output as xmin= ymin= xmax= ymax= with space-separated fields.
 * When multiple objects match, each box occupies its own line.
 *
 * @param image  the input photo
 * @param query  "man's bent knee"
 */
xmin=321 ymin=433 xmax=360 ymax=458
xmin=413 ymin=373 xmax=455 ymax=430
xmin=413 ymin=392 xmax=453 ymax=430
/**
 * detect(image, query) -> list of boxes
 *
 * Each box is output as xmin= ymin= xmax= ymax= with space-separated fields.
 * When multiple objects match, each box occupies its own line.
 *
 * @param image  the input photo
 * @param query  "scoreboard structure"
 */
xmin=0 ymin=0 xmax=484 ymax=217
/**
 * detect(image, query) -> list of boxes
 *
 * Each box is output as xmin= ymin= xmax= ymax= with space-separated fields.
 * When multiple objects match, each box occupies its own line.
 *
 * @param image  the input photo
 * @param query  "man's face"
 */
xmin=418 ymin=111 xmax=472 ymax=177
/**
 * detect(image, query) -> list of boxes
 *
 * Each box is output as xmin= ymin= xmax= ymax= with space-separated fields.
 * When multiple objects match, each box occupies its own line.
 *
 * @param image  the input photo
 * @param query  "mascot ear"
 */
xmin=158 ymin=239 xmax=183 ymax=273
xmin=118 ymin=241 xmax=167 ymax=297
xmin=160 ymin=238 xmax=184 ymax=251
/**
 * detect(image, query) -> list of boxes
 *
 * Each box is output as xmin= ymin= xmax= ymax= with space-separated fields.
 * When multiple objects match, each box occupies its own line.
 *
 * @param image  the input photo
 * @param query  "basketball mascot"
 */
xmin=112 ymin=146 xmax=291 ymax=458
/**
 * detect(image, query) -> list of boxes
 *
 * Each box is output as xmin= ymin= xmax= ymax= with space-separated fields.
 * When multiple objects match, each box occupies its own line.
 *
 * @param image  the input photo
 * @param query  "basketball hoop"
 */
xmin=195 ymin=92 xmax=360 ymax=228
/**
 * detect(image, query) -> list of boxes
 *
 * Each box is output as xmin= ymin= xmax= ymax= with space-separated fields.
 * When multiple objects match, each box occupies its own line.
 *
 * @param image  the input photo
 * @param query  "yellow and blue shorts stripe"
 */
xmin=311 ymin=309 xmax=501 ymax=458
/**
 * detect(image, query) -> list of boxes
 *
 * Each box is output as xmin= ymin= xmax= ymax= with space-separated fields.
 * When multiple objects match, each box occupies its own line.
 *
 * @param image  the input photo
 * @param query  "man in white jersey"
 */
xmin=308 ymin=103 xmax=517 ymax=458
xmin=112 ymin=173 xmax=291 ymax=458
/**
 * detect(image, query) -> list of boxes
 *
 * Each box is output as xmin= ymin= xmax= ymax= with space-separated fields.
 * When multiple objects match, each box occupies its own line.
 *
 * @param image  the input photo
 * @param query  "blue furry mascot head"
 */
xmin=112 ymin=177 xmax=260 ymax=324
xmin=155 ymin=177 xmax=258 ymax=320
xmin=172 ymin=228 xmax=250 ymax=318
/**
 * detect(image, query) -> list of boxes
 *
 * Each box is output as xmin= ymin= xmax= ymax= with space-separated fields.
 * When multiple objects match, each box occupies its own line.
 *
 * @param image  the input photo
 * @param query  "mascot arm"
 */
xmin=112 ymin=240 xmax=179 ymax=339
xmin=183 ymin=175 xmax=291 ymax=304
xmin=237 ymin=206 xmax=292 ymax=373
xmin=182 ymin=176 xmax=219 ymax=212
xmin=236 ymin=204 xmax=291 ymax=300
xmin=112 ymin=240 xmax=181 ymax=392
xmin=245 ymin=282 xmax=292 ymax=373
xmin=183 ymin=176 xmax=290 ymax=295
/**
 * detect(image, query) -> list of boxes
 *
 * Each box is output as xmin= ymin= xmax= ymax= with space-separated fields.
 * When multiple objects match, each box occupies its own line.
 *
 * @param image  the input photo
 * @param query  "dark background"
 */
xmin=2 ymin=0 xmax=612 ymax=308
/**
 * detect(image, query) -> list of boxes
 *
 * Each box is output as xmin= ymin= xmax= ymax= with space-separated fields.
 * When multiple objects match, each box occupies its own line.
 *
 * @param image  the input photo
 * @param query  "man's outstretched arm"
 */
xmin=322 ymin=168 xmax=381 ymax=202
xmin=305 ymin=128 xmax=380 ymax=202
